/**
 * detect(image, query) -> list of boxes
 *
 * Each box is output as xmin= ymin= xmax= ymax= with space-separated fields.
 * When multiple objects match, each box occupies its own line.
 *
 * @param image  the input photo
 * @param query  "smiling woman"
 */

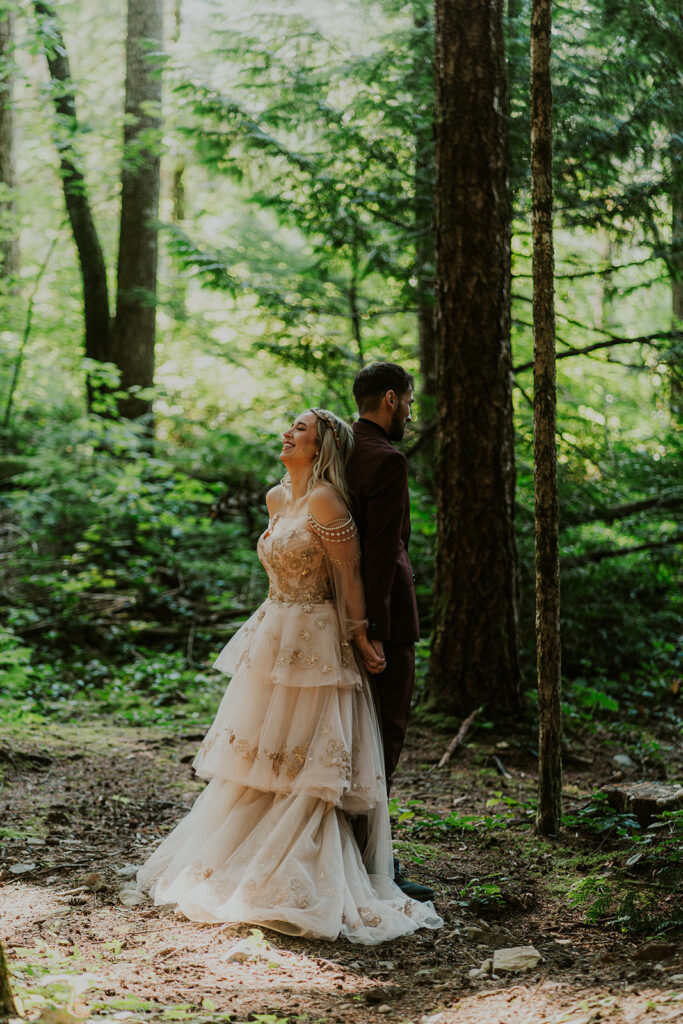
xmin=280 ymin=410 xmax=319 ymax=464
xmin=130 ymin=407 xmax=442 ymax=944
xmin=280 ymin=408 xmax=353 ymax=508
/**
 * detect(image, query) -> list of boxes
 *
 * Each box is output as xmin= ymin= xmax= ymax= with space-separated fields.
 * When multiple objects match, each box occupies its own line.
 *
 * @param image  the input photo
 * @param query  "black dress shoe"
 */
xmin=393 ymin=858 xmax=435 ymax=902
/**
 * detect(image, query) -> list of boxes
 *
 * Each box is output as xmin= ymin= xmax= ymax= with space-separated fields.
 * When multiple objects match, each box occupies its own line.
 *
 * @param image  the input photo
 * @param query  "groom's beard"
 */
xmin=388 ymin=410 xmax=407 ymax=442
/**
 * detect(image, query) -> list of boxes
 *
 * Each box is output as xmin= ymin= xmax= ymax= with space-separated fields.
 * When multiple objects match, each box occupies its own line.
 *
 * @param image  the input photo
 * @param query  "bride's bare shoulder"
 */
xmin=308 ymin=484 xmax=349 ymax=524
xmin=266 ymin=483 xmax=286 ymax=515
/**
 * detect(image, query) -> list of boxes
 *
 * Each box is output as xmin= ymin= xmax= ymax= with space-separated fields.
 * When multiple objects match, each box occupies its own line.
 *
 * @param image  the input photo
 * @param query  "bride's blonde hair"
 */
xmin=308 ymin=408 xmax=354 ymax=507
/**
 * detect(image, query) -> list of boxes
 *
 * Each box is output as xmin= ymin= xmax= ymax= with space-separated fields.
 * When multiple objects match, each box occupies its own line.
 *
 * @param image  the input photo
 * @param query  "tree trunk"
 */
xmin=674 ymin=185 xmax=683 ymax=323
xmin=670 ymin=128 xmax=683 ymax=415
xmin=111 ymin=0 xmax=163 ymax=425
xmin=412 ymin=2 xmax=437 ymax=412
xmin=348 ymin=245 xmax=365 ymax=368
xmin=429 ymin=0 xmax=522 ymax=718
xmin=32 ymin=1 xmax=111 ymax=380
xmin=169 ymin=0 xmax=187 ymax=320
xmin=531 ymin=0 xmax=562 ymax=835
xmin=415 ymin=157 xmax=436 ymax=408
xmin=0 ymin=939 xmax=17 ymax=1019
xmin=0 ymin=8 xmax=18 ymax=284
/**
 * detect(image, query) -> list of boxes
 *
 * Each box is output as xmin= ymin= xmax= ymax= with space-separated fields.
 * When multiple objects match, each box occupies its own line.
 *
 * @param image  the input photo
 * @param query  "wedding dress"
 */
xmin=135 ymin=488 xmax=442 ymax=944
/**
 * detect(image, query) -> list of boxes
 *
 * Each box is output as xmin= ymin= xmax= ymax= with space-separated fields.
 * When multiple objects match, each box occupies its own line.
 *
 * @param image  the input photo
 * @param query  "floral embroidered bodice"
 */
xmin=258 ymin=511 xmax=334 ymax=605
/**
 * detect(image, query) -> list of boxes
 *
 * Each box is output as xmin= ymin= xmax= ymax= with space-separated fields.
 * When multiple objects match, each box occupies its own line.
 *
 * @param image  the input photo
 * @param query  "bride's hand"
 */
xmin=354 ymin=632 xmax=386 ymax=674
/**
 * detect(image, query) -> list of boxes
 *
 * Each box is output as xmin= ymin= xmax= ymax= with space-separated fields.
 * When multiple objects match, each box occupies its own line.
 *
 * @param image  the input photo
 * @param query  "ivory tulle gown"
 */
xmin=135 ymin=489 xmax=442 ymax=944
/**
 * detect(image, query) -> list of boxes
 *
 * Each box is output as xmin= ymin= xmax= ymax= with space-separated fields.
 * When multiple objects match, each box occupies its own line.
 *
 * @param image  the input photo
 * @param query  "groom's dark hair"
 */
xmin=353 ymin=362 xmax=414 ymax=414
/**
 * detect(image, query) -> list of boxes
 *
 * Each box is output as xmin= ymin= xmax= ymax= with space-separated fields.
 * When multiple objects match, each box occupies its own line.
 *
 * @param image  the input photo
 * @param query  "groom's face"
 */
xmin=388 ymin=387 xmax=414 ymax=442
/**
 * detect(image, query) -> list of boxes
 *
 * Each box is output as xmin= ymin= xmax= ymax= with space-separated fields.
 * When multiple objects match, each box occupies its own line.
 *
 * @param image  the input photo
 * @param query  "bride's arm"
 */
xmin=307 ymin=487 xmax=385 ymax=674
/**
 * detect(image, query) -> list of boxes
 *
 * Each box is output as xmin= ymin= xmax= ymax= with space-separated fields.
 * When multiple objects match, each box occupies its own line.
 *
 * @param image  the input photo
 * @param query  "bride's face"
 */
xmin=280 ymin=410 xmax=319 ymax=468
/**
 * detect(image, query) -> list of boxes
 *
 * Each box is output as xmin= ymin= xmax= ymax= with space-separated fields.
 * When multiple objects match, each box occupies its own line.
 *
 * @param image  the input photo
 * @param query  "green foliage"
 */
xmin=0 ymin=411 xmax=272 ymax=724
xmin=457 ymin=876 xmax=506 ymax=911
xmin=567 ymin=871 xmax=680 ymax=936
xmin=515 ymin=407 xmax=682 ymax=688
xmin=0 ymin=0 xmax=680 ymax=732
xmin=0 ymin=626 xmax=33 ymax=691
xmin=552 ymin=0 xmax=682 ymax=245
xmin=563 ymin=792 xmax=641 ymax=837
xmin=389 ymin=796 xmax=531 ymax=839
xmin=169 ymin=2 xmax=432 ymax=381
xmin=562 ymin=802 xmax=681 ymax=935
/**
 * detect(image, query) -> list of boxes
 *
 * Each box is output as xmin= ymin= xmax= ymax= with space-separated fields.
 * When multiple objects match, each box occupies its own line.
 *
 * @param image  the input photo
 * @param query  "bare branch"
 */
xmin=563 ymin=535 xmax=682 ymax=568
xmin=514 ymin=332 xmax=675 ymax=373
xmin=435 ymin=706 xmax=482 ymax=769
xmin=563 ymin=495 xmax=683 ymax=527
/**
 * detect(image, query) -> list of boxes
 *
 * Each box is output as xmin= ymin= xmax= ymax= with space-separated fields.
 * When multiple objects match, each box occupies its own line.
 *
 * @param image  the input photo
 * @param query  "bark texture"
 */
xmin=0 ymin=9 xmax=18 ymax=282
xmin=674 ymin=184 xmax=683 ymax=322
xmin=531 ymin=0 xmax=562 ymax=834
xmin=33 ymin=1 xmax=111 ymax=370
xmin=429 ymin=0 xmax=522 ymax=717
xmin=412 ymin=3 xmax=436 ymax=408
xmin=415 ymin=142 xmax=436 ymax=406
xmin=169 ymin=0 xmax=187 ymax=320
xmin=112 ymin=0 xmax=163 ymax=423
xmin=670 ymin=130 xmax=683 ymax=414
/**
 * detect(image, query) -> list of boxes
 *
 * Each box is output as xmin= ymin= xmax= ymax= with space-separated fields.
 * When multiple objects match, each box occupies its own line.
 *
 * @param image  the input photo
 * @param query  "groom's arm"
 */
xmin=361 ymin=449 xmax=409 ymax=642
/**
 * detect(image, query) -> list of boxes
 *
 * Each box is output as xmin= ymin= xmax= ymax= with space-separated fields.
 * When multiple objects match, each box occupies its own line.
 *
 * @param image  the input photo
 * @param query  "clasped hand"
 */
xmin=354 ymin=633 xmax=386 ymax=675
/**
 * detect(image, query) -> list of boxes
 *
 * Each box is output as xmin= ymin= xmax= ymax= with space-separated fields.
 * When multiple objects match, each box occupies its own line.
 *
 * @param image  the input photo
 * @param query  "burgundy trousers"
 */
xmin=372 ymin=642 xmax=415 ymax=794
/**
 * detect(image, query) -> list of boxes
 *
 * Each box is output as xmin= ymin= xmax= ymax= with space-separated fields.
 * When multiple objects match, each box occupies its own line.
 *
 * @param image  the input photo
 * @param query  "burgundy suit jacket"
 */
xmin=346 ymin=419 xmax=420 ymax=644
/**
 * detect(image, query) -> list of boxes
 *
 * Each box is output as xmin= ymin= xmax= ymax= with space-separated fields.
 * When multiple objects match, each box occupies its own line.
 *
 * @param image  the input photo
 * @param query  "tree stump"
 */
xmin=603 ymin=781 xmax=683 ymax=828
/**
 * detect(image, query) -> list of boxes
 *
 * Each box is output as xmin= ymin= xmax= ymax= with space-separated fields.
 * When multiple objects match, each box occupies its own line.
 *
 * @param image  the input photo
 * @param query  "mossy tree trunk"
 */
xmin=111 ymin=0 xmax=163 ymax=426
xmin=33 ymin=1 xmax=112 ymax=385
xmin=531 ymin=0 xmax=562 ymax=835
xmin=429 ymin=0 xmax=522 ymax=718
xmin=0 ymin=8 xmax=18 ymax=284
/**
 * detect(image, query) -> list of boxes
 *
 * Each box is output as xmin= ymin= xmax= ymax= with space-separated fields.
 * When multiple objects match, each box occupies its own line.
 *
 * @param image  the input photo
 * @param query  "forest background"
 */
xmin=0 ymin=0 xmax=679 ymax=1015
xmin=1 ymin=0 xmax=679 ymax=734
xmin=0 ymin=0 xmax=682 ymax=1000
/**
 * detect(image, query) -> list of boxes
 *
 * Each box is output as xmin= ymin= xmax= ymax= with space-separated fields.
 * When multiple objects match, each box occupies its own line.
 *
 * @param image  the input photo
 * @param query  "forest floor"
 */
xmin=1 ymin=710 xmax=681 ymax=1024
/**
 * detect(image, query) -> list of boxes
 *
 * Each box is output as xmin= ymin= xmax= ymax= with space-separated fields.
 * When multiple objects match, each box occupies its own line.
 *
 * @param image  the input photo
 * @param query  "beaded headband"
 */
xmin=311 ymin=408 xmax=341 ymax=450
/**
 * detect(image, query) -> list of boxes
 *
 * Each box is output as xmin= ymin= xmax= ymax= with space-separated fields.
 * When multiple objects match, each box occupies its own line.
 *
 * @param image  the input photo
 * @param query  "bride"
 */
xmin=135 ymin=408 xmax=442 ymax=944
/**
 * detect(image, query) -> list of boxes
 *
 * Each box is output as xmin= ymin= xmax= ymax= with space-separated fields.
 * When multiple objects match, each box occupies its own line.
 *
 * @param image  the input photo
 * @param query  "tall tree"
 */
xmin=531 ymin=0 xmax=561 ymax=834
xmin=0 ymin=3 xmax=18 ymax=283
xmin=111 ymin=0 xmax=163 ymax=424
xmin=32 ymin=1 xmax=111 ymax=373
xmin=410 ymin=0 xmax=437 ymax=410
xmin=429 ymin=0 xmax=522 ymax=717
xmin=670 ymin=122 xmax=682 ymax=412
xmin=169 ymin=0 xmax=187 ymax=320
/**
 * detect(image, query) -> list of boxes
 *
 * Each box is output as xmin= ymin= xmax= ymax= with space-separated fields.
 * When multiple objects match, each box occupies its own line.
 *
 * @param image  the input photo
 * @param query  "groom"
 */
xmin=347 ymin=361 xmax=434 ymax=902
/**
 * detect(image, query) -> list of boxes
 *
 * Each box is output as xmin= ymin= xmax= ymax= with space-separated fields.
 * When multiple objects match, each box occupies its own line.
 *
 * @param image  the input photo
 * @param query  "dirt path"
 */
xmin=1 ymin=718 xmax=681 ymax=1023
